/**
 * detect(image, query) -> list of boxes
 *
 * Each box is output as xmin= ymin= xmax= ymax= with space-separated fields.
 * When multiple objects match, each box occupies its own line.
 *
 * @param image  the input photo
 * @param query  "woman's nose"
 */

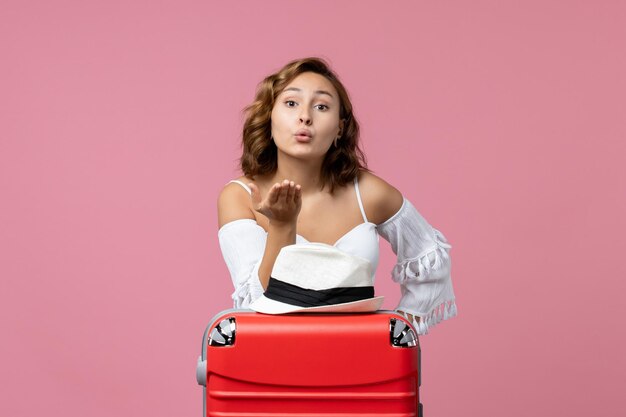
xmin=299 ymin=110 xmax=312 ymax=125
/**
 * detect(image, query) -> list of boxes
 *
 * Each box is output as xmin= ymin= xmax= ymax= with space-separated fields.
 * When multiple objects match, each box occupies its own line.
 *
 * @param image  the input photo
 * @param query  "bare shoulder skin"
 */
xmin=357 ymin=170 xmax=404 ymax=225
xmin=217 ymin=176 xmax=255 ymax=229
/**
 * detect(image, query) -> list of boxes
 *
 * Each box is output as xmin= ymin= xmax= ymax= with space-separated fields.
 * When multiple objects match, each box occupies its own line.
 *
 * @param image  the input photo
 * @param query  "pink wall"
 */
xmin=2 ymin=1 xmax=625 ymax=416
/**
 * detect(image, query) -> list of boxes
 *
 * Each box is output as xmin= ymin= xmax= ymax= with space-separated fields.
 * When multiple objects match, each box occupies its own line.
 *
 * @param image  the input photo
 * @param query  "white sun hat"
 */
xmin=249 ymin=242 xmax=384 ymax=314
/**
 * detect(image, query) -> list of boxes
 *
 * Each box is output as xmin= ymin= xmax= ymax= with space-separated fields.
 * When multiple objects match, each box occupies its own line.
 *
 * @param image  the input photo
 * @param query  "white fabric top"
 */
xmin=218 ymin=178 xmax=457 ymax=335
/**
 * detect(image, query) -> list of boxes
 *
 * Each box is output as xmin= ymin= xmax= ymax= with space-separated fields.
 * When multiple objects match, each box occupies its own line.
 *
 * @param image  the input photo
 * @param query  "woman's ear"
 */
xmin=338 ymin=119 xmax=345 ymax=136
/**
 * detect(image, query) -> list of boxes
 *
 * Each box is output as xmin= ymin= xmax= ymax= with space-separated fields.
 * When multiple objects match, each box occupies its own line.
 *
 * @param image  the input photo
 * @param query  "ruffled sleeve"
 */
xmin=217 ymin=219 xmax=267 ymax=308
xmin=377 ymin=197 xmax=457 ymax=335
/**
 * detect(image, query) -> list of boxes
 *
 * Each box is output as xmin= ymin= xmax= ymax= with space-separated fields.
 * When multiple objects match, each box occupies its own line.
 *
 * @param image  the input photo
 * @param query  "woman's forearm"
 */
xmin=257 ymin=220 xmax=297 ymax=290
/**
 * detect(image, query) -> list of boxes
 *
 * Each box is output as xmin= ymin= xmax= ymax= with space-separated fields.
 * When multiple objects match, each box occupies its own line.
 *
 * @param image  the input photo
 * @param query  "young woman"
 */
xmin=217 ymin=57 xmax=456 ymax=334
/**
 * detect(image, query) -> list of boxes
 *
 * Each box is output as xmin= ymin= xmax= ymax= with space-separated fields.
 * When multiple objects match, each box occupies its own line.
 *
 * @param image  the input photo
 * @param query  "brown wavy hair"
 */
xmin=240 ymin=57 xmax=368 ymax=193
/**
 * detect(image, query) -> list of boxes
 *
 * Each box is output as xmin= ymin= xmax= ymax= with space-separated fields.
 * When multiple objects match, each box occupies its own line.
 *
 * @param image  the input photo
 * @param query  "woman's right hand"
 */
xmin=249 ymin=179 xmax=302 ymax=225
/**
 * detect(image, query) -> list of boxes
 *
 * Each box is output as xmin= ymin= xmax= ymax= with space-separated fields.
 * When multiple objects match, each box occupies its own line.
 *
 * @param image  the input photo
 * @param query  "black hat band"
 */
xmin=264 ymin=277 xmax=375 ymax=308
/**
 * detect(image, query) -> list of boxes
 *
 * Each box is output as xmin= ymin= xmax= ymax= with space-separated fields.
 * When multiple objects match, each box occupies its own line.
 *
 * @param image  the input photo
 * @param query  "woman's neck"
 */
xmin=270 ymin=152 xmax=326 ymax=195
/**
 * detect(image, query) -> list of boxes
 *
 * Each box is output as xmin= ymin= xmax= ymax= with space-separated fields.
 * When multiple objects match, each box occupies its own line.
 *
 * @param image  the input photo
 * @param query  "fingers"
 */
xmin=286 ymin=180 xmax=295 ymax=201
xmin=269 ymin=183 xmax=281 ymax=204
xmin=276 ymin=180 xmax=289 ymax=202
xmin=261 ymin=180 xmax=301 ymax=206
xmin=264 ymin=179 xmax=302 ymax=213
xmin=285 ymin=180 xmax=302 ymax=205
xmin=275 ymin=179 xmax=294 ymax=203
xmin=294 ymin=183 xmax=302 ymax=205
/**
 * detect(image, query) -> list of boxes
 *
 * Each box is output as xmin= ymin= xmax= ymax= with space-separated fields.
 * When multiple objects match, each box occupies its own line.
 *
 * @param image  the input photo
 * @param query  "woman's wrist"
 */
xmin=268 ymin=219 xmax=297 ymax=234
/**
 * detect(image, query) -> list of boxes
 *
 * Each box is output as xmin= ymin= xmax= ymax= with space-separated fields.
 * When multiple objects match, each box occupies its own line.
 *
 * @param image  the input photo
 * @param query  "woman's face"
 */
xmin=270 ymin=72 xmax=344 ymax=161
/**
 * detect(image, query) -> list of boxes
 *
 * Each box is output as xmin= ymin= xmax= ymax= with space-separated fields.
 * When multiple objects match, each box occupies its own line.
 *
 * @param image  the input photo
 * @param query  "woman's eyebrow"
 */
xmin=282 ymin=87 xmax=334 ymax=99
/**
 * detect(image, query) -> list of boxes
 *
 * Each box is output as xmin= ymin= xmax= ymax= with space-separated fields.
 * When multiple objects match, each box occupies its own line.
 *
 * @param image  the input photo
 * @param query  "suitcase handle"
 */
xmin=196 ymin=356 xmax=206 ymax=386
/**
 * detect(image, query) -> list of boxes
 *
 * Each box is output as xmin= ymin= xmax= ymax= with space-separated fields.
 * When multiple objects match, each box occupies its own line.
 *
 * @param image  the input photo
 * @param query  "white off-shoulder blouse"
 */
xmin=218 ymin=180 xmax=457 ymax=335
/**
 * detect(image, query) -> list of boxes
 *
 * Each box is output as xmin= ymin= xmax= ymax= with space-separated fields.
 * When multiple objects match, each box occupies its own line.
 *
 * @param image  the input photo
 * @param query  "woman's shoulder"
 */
xmin=357 ymin=170 xmax=404 ymax=225
xmin=218 ymin=176 xmax=256 ymax=228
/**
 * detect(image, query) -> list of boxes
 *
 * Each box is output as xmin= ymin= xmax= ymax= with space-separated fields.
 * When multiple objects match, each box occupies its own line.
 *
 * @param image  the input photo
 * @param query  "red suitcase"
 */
xmin=196 ymin=309 xmax=423 ymax=417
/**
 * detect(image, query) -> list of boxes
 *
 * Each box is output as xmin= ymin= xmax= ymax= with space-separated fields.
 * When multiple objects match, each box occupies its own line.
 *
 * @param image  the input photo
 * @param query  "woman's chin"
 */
xmin=279 ymin=147 xmax=327 ymax=161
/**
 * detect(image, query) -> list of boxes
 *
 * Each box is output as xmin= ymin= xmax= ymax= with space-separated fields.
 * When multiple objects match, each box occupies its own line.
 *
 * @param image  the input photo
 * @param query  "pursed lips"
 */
xmin=294 ymin=130 xmax=313 ymax=142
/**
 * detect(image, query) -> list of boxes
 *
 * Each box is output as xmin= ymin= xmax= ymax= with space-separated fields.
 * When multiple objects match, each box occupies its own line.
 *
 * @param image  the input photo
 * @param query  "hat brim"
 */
xmin=249 ymin=295 xmax=385 ymax=314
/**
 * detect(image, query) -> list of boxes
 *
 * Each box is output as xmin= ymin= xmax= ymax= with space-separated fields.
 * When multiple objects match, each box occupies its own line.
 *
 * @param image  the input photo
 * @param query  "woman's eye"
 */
xmin=316 ymin=104 xmax=329 ymax=111
xmin=285 ymin=100 xmax=297 ymax=107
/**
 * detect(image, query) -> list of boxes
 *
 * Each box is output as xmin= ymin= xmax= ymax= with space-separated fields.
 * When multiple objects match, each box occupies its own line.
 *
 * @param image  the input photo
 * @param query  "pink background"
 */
xmin=1 ymin=1 xmax=625 ymax=416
